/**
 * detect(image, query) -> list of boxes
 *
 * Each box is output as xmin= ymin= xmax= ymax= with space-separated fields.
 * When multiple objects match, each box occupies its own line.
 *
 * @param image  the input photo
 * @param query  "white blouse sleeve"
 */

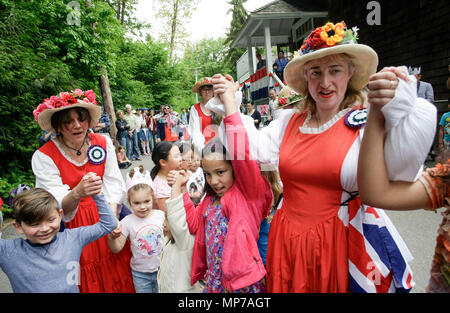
xmin=187 ymin=105 xmax=206 ymax=151
xmin=31 ymin=149 xmax=75 ymax=222
xmin=341 ymin=75 xmax=437 ymax=192
xmin=380 ymin=75 xmax=437 ymax=181
xmin=218 ymin=108 xmax=294 ymax=169
xmin=102 ymin=136 xmax=127 ymax=205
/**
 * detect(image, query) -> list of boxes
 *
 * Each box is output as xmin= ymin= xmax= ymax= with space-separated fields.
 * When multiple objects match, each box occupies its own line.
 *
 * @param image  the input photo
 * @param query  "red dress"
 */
xmin=266 ymin=112 xmax=359 ymax=293
xmin=194 ymin=103 xmax=216 ymax=143
xmin=39 ymin=133 xmax=135 ymax=293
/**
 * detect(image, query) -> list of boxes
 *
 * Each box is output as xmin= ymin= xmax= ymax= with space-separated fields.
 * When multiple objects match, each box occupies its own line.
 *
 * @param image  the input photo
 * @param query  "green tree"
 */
xmin=109 ymin=38 xmax=177 ymax=110
xmin=0 ymin=0 xmax=125 ymax=210
xmin=168 ymin=37 xmax=234 ymax=110
xmin=153 ymin=0 xmax=200 ymax=62
xmin=224 ymin=0 xmax=248 ymax=79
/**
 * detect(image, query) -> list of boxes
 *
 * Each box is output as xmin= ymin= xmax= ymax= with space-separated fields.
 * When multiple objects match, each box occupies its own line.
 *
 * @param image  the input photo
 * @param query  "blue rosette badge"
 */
xmin=344 ymin=108 xmax=367 ymax=128
xmin=87 ymin=145 xmax=107 ymax=165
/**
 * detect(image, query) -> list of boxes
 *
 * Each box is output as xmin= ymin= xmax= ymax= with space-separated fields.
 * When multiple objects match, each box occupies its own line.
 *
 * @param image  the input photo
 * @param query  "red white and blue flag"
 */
xmin=339 ymin=196 xmax=415 ymax=293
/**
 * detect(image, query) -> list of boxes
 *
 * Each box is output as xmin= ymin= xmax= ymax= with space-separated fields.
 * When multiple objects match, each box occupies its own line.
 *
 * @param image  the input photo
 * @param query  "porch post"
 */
xmin=247 ymin=44 xmax=255 ymax=75
xmin=264 ymin=25 xmax=273 ymax=73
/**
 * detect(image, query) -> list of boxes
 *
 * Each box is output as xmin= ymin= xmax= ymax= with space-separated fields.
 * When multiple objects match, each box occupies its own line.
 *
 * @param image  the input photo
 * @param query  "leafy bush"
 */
xmin=0 ymin=166 xmax=35 ymax=218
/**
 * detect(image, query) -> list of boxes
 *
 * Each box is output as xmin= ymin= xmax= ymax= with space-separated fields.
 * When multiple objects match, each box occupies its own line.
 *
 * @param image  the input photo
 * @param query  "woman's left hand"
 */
xmin=367 ymin=66 xmax=411 ymax=109
xmin=367 ymin=69 xmax=400 ymax=109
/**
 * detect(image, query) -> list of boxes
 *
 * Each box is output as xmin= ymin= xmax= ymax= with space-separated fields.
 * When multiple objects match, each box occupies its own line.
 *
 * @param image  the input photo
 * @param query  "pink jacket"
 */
xmin=183 ymin=112 xmax=273 ymax=291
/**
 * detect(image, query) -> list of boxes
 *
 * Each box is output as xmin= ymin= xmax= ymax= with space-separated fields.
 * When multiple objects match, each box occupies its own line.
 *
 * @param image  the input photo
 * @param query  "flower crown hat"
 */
xmin=33 ymin=89 xmax=101 ymax=132
xmin=284 ymin=21 xmax=378 ymax=95
xmin=274 ymin=86 xmax=304 ymax=110
xmin=192 ymin=77 xmax=213 ymax=93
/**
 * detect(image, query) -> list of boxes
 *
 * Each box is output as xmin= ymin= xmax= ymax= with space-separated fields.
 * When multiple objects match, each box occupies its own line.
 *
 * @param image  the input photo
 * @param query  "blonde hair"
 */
xmin=261 ymin=170 xmax=283 ymax=223
xmin=127 ymin=183 xmax=154 ymax=206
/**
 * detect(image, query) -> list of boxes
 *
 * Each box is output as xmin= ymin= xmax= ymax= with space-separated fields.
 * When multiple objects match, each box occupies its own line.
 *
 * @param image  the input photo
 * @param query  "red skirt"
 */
xmin=66 ymin=197 xmax=135 ymax=293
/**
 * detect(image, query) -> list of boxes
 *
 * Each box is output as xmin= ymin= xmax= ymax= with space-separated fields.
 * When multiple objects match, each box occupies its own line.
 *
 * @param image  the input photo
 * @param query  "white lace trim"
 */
xmin=300 ymin=108 xmax=352 ymax=134
xmin=51 ymin=137 xmax=91 ymax=167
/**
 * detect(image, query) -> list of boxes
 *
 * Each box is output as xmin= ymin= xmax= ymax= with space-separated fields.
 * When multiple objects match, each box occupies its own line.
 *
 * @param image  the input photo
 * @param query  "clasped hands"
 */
xmin=74 ymin=172 xmax=103 ymax=199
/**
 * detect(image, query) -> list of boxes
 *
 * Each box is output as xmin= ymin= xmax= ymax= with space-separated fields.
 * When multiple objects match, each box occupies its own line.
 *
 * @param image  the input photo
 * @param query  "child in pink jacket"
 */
xmin=171 ymin=80 xmax=273 ymax=292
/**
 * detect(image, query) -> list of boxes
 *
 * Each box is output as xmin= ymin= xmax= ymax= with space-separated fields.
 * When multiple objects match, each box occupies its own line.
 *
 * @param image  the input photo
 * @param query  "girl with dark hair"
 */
xmin=151 ymin=141 xmax=182 ymax=213
xmin=169 ymin=81 xmax=273 ymax=292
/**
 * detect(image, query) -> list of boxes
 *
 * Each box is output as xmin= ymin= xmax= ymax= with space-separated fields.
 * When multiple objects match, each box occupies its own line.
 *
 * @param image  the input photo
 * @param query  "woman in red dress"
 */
xmin=211 ymin=21 xmax=437 ymax=292
xmin=32 ymin=89 xmax=135 ymax=293
xmin=188 ymin=77 xmax=218 ymax=150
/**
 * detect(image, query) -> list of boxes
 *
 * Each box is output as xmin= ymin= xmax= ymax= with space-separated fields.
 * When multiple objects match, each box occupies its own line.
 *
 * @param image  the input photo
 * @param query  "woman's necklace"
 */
xmin=61 ymin=135 xmax=88 ymax=156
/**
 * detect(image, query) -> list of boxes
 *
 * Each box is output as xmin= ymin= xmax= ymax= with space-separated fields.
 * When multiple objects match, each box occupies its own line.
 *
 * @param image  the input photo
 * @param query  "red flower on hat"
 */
xmin=33 ymin=89 xmax=97 ymax=122
xmin=84 ymin=90 xmax=97 ymax=104
xmin=72 ymin=89 xmax=84 ymax=97
xmin=279 ymin=98 xmax=287 ymax=105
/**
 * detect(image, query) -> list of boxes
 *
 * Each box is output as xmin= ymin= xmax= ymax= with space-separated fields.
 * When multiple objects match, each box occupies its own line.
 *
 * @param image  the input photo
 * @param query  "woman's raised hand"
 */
xmin=367 ymin=66 xmax=409 ymax=109
xmin=74 ymin=172 xmax=103 ymax=198
xmin=211 ymin=74 xmax=240 ymax=115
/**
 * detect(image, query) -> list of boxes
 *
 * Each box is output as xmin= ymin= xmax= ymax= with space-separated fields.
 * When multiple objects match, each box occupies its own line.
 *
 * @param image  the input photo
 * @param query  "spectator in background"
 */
xmin=267 ymin=88 xmax=279 ymax=122
xmin=246 ymin=100 xmax=261 ymax=130
xmin=438 ymin=65 xmax=450 ymax=153
xmin=117 ymin=146 xmax=132 ymax=169
xmin=115 ymin=110 xmax=131 ymax=160
xmin=408 ymin=66 xmax=434 ymax=104
xmin=256 ymin=53 xmax=266 ymax=70
xmin=146 ymin=109 xmax=157 ymax=151
xmin=272 ymin=63 xmax=280 ymax=79
xmin=92 ymin=107 xmax=111 ymax=137
xmin=38 ymin=130 xmax=56 ymax=147
xmin=123 ymin=104 xmax=141 ymax=161
xmin=274 ymin=51 xmax=289 ymax=82
xmin=135 ymin=109 xmax=146 ymax=155
xmin=157 ymin=105 xmax=179 ymax=142
xmin=180 ymin=107 xmax=189 ymax=125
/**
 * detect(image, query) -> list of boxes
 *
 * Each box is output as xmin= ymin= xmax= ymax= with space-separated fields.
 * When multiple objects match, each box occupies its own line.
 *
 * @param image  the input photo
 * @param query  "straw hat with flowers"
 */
xmin=33 ymin=89 xmax=101 ymax=132
xmin=284 ymin=21 xmax=378 ymax=95
xmin=192 ymin=77 xmax=213 ymax=93
xmin=273 ymin=86 xmax=304 ymax=110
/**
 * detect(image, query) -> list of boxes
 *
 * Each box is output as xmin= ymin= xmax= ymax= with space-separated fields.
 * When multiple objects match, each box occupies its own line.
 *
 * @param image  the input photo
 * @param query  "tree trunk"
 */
xmin=121 ymin=0 xmax=126 ymax=25
xmin=169 ymin=0 xmax=179 ymax=61
xmin=116 ymin=1 xmax=121 ymax=20
xmin=98 ymin=69 xmax=118 ymax=146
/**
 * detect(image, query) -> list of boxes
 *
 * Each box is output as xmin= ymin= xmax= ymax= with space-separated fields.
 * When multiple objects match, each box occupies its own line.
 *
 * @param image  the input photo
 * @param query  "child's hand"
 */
xmin=109 ymin=222 xmax=122 ymax=239
xmin=167 ymin=170 xmax=179 ymax=187
xmin=168 ymin=170 xmax=189 ymax=189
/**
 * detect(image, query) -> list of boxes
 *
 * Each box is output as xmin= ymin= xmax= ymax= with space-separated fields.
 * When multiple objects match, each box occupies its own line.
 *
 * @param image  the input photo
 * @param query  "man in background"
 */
xmin=409 ymin=66 xmax=434 ymax=104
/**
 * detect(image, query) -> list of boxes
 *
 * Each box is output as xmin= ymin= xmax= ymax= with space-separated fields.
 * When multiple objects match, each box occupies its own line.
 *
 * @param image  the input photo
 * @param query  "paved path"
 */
xmin=0 ymin=154 xmax=444 ymax=293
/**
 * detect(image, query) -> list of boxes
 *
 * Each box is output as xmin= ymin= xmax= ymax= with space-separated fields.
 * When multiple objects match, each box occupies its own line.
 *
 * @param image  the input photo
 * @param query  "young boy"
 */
xmin=0 ymin=183 xmax=117 ymax=293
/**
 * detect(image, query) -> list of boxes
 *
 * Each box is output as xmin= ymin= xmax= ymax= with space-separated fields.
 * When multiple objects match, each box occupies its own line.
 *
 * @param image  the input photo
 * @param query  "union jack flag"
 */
xmin=339 ymin=196 xmax=415 ymax=293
